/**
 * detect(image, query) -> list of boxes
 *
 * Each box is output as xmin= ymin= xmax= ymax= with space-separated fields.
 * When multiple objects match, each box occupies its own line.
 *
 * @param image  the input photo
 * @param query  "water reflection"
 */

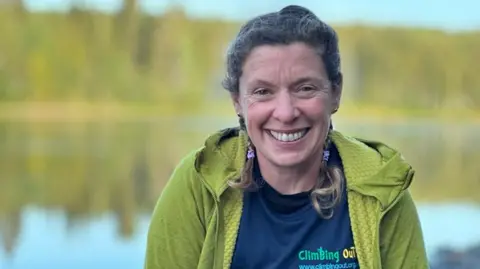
xmin=333 ymin=120 xmax=480 ymax=202
xmin=418 ymin=203 xmax=480 ymax=253
xmin=0 ymin=207 xmax=150 ymax=269
xmin=0 ymin=204 xmax=479 ymax=269
xmin=0 ymin=119 xmax=478 ymax=268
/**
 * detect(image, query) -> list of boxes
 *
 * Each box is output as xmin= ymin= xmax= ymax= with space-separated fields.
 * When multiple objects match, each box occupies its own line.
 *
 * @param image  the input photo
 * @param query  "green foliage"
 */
xmin=0 ymin=5 xmax=479 ymax=111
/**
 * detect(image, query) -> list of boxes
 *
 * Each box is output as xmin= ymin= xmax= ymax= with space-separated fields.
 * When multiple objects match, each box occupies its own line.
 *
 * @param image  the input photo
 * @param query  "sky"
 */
xmin=22 ymin=0 xmax=480 ymax=32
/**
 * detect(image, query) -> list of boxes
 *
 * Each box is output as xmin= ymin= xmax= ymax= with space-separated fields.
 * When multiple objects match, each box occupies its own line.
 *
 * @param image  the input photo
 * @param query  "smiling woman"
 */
xmin=229 ymin=42 xmax=342 ymax=211
xmin=144 ymin=5 xmax=429 ymax=269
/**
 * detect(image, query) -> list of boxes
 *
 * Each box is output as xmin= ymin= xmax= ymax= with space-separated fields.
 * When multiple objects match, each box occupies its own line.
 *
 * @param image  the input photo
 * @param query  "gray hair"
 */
xmin=222 ymin=5 xmax=343 ymax=96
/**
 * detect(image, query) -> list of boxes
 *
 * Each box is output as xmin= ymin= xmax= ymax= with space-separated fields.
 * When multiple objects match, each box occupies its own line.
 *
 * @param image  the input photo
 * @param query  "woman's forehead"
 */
xmin=241 ymin=43 xmax=328 ymax=85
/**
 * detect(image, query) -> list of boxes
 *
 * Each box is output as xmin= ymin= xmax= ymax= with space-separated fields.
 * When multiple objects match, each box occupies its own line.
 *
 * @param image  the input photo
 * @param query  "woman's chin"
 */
xmin=265 ymin=150 xmax=308 ymax=168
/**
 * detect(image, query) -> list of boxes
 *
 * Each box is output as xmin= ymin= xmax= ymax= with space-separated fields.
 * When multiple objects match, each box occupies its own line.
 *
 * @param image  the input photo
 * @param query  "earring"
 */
xmin=246 ymin=139 xmax=255 ymax=159
xmin=323 ymin=129 xmax=332 ymax=163
xmin=247 ymin=147 xmax=255 ymax=159
xmin=323 ymin=149 xmax=330 ymax=162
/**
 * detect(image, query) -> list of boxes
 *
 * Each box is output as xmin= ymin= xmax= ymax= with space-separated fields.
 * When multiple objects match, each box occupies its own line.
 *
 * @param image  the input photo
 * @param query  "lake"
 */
xmin=0 ymin=118 xmax=478 ymax=268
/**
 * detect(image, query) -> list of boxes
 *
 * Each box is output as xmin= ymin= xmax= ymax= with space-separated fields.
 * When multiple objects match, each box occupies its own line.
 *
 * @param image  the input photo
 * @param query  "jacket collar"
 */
xmin=195 ymin=127 xmax=414 ymax=209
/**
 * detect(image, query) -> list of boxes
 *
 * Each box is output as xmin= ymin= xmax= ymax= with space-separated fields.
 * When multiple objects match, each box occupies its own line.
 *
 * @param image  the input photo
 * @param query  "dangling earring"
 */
xmin=238 ymin=113 xmax=254 ymax=159
xmin=323 ymin=129 xmax=332 ymax=164
xmin=247 ymin=141 xmax=255 ymax=159
xmin=323 ymin=149 xmax=330 ymax=162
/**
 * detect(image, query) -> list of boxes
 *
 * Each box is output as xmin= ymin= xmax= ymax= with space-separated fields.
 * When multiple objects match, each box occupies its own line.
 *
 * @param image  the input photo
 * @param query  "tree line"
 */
xmin=0 ymin=1 xmax=479 ymax=111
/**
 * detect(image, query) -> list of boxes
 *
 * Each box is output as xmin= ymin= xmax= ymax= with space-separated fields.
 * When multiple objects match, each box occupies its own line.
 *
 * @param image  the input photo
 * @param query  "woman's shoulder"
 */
xmin=332 ymin=130 xmax=415 ymax=208
xmin=331 ymin=129 xmax=411 ymax=170
xmin=166 ymin=127 xmax=247 ymax=197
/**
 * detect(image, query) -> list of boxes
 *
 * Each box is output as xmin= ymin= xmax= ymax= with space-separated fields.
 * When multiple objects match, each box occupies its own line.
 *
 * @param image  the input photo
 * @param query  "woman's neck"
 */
xmin=256 ymin=155 xmax=322 ymax=195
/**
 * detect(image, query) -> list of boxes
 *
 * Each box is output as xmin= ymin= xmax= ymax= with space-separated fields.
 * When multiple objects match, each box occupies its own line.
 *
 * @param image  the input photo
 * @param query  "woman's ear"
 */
xmin=230 ymin=92 xmax=242 ymax=115
xmin=331 ymin=74 xmax=343 ymax=114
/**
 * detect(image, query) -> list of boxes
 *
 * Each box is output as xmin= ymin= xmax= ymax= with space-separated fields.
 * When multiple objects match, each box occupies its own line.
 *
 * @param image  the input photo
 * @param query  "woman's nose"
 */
xmin=272 ymin=91 xmax=298 ymax=123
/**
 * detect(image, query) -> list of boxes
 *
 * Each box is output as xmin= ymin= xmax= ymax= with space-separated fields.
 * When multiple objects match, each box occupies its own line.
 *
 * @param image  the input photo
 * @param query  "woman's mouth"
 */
xmin=268 ymin=128 xmax=310 ymax=142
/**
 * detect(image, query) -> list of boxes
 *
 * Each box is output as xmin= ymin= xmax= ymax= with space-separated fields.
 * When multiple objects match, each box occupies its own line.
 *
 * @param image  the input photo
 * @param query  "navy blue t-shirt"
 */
xmin=231 ymin=145 xmax=360 ymax=269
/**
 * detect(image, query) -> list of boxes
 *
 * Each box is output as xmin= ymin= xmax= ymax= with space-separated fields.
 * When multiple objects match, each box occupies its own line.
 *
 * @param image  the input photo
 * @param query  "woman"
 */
xmin=144 ymin=5 xmax=429 ymax=269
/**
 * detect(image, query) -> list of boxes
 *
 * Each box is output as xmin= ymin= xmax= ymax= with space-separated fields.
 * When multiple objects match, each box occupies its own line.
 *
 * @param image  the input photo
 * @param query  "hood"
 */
xmin=194 ymin=127 xmax=414 ymax=209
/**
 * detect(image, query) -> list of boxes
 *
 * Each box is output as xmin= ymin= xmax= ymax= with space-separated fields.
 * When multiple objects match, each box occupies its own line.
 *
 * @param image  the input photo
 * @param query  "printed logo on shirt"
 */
xmin=297 ymin=246 xmax=358 ymax=269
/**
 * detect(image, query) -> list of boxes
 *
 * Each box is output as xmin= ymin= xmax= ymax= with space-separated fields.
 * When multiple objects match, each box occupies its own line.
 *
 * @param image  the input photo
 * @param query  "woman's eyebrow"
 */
xmin=289 ymin=77 xmax=328 ymax=87
xmin=247 ymin=79 xmax=276 ymax=88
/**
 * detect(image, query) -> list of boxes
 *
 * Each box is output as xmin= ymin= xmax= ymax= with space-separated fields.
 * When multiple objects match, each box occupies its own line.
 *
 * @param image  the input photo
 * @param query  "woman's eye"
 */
xmin=254 ymin=88 xmax=270 ymax=95
xmin=299 ymin=85 xmax=316 ymax=92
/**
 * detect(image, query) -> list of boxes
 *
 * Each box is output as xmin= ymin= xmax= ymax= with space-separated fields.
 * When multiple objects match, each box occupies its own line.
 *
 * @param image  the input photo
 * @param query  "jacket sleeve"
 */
xmin=144 ymin=151 xmax=210 ymax=269
xmin=379 ymin=190 xmax=430 ymax=269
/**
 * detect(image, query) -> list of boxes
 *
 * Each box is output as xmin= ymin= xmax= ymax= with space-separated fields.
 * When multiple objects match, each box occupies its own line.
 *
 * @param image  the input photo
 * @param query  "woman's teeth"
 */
xmin=269 ymin=129 xmax=307 ymax=142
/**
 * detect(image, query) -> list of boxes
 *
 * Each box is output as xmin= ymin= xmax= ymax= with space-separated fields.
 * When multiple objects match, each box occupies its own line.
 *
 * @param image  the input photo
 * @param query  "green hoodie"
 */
xmin=144 ymin=128 xmax=429 ymax=269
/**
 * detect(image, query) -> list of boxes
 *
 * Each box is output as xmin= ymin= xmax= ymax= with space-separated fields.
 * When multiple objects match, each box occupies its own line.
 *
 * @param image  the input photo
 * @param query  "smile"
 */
xmin=268 ymin=129 xmax=309 ymax=142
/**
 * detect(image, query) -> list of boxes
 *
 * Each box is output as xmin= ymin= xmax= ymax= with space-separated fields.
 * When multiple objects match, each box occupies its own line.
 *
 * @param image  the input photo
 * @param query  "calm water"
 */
xmin=0 ymin=118 xmax=478 ymax=269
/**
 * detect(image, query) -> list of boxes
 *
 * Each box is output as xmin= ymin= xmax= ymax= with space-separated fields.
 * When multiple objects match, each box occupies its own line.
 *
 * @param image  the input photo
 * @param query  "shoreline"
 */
xmin=0 ymin=101 xmax=478 ymax=123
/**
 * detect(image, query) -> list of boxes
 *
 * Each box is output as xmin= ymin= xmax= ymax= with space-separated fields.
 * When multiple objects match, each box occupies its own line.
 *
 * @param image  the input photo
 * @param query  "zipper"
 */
xmin=374 ymin=168 xmax=415 ymax=268
xmin=215 ymin=176 xmax=240 ymax=269
xmin=195 ymin=172 xmax=220 ymax=269
xmin=197 ymin=171 xmax=239 ymax=269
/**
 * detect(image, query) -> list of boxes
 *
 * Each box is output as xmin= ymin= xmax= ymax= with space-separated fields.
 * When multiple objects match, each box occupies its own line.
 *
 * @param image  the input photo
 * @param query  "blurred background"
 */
xmin=0 ymin=0 xmax=479 ymax=268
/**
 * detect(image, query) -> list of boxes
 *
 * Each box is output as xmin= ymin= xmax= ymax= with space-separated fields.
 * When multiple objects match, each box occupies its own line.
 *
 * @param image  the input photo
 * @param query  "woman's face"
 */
xmin=232 ymin=42 xmax=341 ymax=169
